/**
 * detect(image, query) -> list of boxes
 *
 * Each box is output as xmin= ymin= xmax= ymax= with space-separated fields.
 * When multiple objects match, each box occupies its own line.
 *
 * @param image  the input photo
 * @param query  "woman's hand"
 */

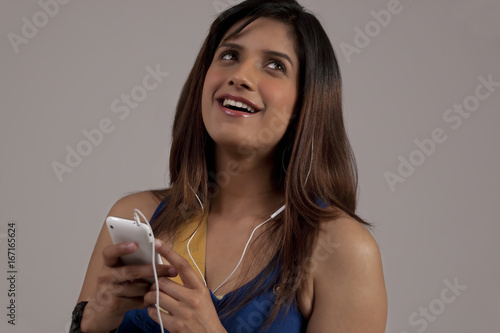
xmin=144 ymin=240 xmax=227 ymax=333
xmin=80 ymin=242 xmax=177 ymax=333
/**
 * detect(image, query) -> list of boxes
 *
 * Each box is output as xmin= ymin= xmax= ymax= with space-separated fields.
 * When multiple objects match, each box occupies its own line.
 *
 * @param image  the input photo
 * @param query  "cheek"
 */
xmin=202 ymin=67 xmax=220 ymax=117
xmin=203 ymin=66 xmax=225 ymax=95
xmin=262 ymin=80 xmax=296 ymax=112
xmin=261 ymin=83 xmax=297 ymax=133
xmin=203 ymin=67 xmax=228 ymax=113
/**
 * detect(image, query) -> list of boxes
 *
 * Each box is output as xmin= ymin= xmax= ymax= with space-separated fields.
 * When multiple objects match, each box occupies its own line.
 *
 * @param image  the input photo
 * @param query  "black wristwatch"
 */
xmin=70 ymin=301 xmax=88 ymax=333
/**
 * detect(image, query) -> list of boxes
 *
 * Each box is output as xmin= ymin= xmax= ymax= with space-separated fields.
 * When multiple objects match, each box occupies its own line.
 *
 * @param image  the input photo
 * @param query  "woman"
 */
xmin=73 ymin=0 xmax=387 ymax=332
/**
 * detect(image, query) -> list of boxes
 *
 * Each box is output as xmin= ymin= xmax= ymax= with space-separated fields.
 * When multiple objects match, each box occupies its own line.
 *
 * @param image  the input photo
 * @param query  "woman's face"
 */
xmin=202 ymin=17 xmax=299 ymax=158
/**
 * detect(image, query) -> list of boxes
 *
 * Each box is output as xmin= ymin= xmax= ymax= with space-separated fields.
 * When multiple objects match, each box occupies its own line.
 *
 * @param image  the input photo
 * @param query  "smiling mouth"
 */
xmin=219 ymin=98 xmax=259 ymax=114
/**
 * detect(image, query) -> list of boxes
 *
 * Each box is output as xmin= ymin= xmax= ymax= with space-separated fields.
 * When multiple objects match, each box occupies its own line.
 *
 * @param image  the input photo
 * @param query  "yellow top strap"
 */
xmin=169 ymin=209 xmax=208 ymax=285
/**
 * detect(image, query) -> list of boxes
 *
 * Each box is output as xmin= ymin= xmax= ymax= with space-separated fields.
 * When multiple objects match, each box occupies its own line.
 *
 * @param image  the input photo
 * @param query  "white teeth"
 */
xmin=222 ymin=98 xmax=256 ymax=113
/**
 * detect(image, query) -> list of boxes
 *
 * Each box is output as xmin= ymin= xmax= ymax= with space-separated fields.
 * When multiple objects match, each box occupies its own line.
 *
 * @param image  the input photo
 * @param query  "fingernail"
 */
xmin=155 ymin=239 xmax=163 ymax=249
xmin=125 ymin=243 xmax=135 ymax=251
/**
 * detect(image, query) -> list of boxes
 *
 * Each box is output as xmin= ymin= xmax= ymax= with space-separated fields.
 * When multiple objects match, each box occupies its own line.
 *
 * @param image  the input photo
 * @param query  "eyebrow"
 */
xmin=218 ymin=42 xmax=294 ymax=67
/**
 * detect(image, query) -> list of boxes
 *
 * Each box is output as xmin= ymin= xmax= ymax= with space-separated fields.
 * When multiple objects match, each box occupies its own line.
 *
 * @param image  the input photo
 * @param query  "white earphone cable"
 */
xmin=129 ymin=192 xmax=285 ymax=332
xmin=186 ymin=195 xmax=285 ymax=294
xmin=211 ymin=213 xmax=274 ymax=293
xmin=186 ymin=226 xmax=207 ymax=287
xmin=304 ymin=137 xmax=313 ymax=185
xmin=133 ymin=209 xmax=164 ymax=333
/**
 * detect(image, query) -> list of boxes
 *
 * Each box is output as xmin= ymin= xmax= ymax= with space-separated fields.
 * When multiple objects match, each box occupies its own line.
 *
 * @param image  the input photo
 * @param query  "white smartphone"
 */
xmin=106 ymin=216 xmax=163 ymax=282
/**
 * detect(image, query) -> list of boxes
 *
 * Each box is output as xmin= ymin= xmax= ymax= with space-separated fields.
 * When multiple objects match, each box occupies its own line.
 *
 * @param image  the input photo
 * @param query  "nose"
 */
xmin=227 ymin=60 xmax=256 ymax=91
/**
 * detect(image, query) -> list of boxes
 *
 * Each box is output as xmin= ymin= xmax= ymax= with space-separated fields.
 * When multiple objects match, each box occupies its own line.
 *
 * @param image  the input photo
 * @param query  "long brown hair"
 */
xmin=149 ymin=0 xmax=371 ymax=325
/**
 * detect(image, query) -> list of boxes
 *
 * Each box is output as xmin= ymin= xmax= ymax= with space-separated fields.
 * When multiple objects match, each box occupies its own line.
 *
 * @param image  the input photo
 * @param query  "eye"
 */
xmin=219 ymin=50 xmax=238 ymax=61
xmin=266 ymin=60 xmax=286 ymax=73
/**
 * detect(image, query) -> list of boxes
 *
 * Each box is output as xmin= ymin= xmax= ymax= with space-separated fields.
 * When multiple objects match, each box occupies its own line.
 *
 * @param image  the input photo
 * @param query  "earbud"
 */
xmin=271 ymin=204 xmax=286 ymax=219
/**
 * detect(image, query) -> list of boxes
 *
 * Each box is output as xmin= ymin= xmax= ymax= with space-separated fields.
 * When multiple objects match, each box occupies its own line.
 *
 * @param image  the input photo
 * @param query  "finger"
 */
xmin=154 ymin=276 xmax=188 ymax=302
xmin=152 ymin=264 xmax=178 ymax=279
xmin=144 ymin=290 xmax=179 ymax=317
xmin=155 ymin=240 xmax=204 ymax=289
xmin=147 ymin=305 xmax=176 ymax=329
xmin=150 ymin=277 xmax=183 ymax=301
xmin=112 ymin=263 xmax=178 ymax=283
xmin=102 ymin=242 xmax=137 ymax=267
xmin=149 ymin=263 xmax=178 ymax=279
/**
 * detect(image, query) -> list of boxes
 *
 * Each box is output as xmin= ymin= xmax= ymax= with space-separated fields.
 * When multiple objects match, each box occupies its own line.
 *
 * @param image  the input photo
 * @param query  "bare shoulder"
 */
xmin=307 ymin=213 xmax=387 ymax=332
xmin=316 ymin=213 xmax=380 ymax=265
xmin=312 ymin=213 xmax=384 ymax=293
xmin=108 ymin=190 xmax=163 ymax=221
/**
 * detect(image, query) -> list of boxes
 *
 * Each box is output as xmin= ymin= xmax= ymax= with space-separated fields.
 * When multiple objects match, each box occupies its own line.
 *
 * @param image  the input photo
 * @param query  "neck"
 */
xmin=209 ymin=146 xmax=283 ymax=219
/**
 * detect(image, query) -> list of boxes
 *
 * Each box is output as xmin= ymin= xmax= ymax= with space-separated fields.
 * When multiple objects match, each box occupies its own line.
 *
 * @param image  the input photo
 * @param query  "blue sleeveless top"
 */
xmin=116 ymin=198 xmax=307 ymax=333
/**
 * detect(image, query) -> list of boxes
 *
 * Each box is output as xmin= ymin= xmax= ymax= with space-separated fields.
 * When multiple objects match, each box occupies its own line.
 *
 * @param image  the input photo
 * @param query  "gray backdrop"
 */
xmin=1 ymin=0 xmax=499 ymax=332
